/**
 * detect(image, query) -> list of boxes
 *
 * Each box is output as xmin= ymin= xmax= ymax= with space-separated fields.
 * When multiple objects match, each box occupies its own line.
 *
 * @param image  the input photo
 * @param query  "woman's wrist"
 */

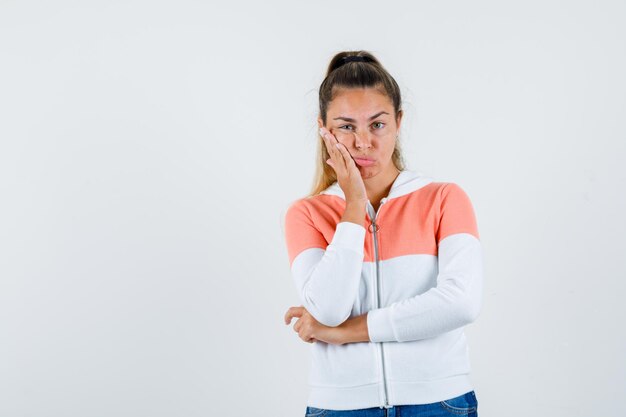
xmin=338 ymin=313 xmax=370 ymax=344
xmin=341 ymin=200 xmax=367 ymax=227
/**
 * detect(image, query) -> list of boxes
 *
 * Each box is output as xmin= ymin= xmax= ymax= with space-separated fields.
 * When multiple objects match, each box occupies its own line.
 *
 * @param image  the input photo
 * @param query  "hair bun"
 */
xmin=341 ymin=55 xmax=369 ymax=64
xmin=327 ymin=54 xmax=375 ymax=73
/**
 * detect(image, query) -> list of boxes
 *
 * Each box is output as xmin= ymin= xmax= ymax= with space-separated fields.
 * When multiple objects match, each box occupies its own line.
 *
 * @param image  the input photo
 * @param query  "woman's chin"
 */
xmin=358 ymin=165 xmax=378 ymax=178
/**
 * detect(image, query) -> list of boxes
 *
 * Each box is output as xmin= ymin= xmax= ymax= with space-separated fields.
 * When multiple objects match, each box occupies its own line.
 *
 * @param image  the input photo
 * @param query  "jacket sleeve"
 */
xmin=284 ymin=200 xmax=366 ymax=327
xmin=366 ymin=183 xmax=484 ymax=342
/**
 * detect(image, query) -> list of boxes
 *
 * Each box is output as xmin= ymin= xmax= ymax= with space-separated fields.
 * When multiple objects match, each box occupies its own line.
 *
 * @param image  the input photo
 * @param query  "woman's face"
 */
xmin=318 ymin=87 xmax=402 ymax=180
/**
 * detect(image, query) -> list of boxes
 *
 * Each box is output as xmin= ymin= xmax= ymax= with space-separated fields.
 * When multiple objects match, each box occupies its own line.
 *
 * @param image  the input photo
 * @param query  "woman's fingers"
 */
xmin=320 ymin=129 xmax=347 ymax=172
xmin=334 ymin=141 xmax=357 ymax=170
xmin=322 ymin=132 xmax=340 ymax=160
xmin=328 ymin=138 xmax=355 ymax=174
xmin=284 ymin=305 xmax=319 ymax=343
xmin=318 ymin=126 xmax=368 ymax=204
xmin=284 ymin=306 xmax=301 ymax=324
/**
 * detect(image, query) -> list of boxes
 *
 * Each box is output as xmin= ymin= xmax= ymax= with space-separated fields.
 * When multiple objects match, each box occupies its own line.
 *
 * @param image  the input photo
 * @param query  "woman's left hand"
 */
xmin=284 ymin=306 xmax=346 ymax=345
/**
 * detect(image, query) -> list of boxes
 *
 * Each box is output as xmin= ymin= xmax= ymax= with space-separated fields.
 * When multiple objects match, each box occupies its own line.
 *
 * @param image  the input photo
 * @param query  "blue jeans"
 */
xmin=305 ymin=390 xmax=478 ymax=417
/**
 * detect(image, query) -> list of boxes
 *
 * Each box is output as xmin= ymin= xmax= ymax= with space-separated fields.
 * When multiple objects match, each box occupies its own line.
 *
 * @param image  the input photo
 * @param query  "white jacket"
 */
xmin=283 ymin=169 xmax=484 ymax=410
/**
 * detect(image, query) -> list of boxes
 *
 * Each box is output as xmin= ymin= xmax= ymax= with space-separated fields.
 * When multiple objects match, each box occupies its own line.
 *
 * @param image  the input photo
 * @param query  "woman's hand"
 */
xmin=284 ymin=305 xmax=347 ymax=345
xmin=319 ymin=127 xmax=368 ymax=205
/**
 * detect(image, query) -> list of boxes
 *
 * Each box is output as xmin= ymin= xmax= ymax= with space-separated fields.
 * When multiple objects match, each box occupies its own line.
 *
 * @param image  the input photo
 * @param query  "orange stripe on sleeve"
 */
xmin=284 ymin=199 xmax=330 ymax=266
xmin=436 ymin=183 xmax=480 ymax=242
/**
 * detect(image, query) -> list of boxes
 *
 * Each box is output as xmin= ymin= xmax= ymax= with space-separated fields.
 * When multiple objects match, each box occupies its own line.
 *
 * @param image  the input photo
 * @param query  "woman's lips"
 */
xmin=354 ymin=157 xmax=375 ymax=167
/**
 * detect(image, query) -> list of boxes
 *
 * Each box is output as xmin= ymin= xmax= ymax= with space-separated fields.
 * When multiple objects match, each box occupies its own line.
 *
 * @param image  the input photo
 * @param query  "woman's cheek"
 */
xmin=333 ymin=130 xmax=351 ymax=143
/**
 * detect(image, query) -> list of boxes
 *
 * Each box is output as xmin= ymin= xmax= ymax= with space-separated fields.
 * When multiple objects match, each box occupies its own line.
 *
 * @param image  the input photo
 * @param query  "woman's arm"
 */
xmin=284 ymin=200 xmax=366 ymax=327
xmin=337 ymin=313 xmax=370 ymax=343
xmin=366 ymin=183 xmax=484 ymax=342
xmin=284 ymin=306 xmax=369 ymax=345
xmin=367 ymin=233 xmax=483 ymax=342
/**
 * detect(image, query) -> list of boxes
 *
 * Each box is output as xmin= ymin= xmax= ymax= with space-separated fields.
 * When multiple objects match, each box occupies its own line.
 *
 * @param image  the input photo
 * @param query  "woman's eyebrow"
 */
xmin=333 ymin=111 xmax=389 ymax=122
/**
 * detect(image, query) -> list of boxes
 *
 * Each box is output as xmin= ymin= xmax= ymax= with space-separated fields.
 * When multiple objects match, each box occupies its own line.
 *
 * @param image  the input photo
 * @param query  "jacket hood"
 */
xmin=319 ymin=169 xmax=434 ymax=201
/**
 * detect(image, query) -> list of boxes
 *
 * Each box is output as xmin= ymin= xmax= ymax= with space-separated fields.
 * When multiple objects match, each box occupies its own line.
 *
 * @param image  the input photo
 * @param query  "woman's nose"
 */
xmin=352 ymin=131 xmax=372 ymax=149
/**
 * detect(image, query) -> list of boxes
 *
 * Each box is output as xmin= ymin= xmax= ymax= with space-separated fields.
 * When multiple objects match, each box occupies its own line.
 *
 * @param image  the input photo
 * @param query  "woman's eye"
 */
xmin=339 ymin=123 xmax=384 ymax=131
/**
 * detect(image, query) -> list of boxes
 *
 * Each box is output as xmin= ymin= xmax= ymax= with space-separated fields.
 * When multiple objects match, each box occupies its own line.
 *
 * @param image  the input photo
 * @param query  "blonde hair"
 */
xmin=308 ymin=50 xmax=406 ymax=197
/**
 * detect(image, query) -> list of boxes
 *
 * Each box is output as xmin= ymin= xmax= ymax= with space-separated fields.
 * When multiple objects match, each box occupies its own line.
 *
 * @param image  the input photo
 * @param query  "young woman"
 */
xmin=283 ymin=50 xmax=483 ymax=417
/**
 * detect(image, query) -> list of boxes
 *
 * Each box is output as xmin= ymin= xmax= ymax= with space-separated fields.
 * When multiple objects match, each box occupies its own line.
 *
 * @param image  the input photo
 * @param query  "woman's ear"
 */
xmin=396 ymin=110 xmax=403 ymax=130
xmin=317 ymin=117 xmax=324 ymax=128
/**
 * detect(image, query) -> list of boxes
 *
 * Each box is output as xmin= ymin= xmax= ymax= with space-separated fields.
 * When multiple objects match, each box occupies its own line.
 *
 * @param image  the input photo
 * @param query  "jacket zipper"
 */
xmin=367 ymin=198 xmax=393 ymax=409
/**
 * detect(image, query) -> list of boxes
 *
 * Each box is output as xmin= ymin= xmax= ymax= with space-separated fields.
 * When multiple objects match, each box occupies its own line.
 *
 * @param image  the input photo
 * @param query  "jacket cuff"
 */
xmin=367 ymin=308 xmax=397 ymax=343
xmin=331 ymin=221 xmax=366 ymax=253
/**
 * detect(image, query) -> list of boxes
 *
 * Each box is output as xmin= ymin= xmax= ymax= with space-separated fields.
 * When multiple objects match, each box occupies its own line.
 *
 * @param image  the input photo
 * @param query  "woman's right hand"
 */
xmin=319 ymin=127 xmax=368 ymax=204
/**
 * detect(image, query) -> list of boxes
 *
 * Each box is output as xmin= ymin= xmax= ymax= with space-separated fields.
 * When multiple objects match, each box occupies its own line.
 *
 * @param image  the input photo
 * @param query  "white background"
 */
xmin=1 ymin=1 xmax=624 ymax=416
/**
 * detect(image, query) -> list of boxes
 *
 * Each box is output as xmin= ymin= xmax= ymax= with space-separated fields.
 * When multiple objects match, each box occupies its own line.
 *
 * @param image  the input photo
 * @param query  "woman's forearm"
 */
xmin=338 ymin=313 xmax=370 ymax=344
